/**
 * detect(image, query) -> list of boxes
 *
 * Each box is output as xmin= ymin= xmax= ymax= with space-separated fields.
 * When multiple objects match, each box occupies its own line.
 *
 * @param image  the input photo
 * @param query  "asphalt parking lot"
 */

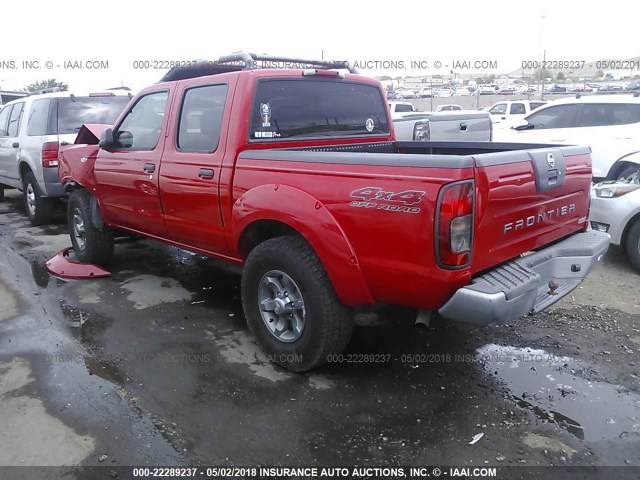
xmin=0 ymin=190 xmax=639 ymax=478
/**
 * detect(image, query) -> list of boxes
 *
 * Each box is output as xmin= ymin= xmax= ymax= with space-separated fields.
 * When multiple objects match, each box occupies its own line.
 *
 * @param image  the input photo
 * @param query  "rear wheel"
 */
xmin=241 ymin=235 xmax=353 ymax=372
xmin=23 ymin=172 xmax=55 ymax=226
xmin=626 ymin=220 xmax=640 ymax=272
xmin=68 ymin=189 xmax=114 ymax=266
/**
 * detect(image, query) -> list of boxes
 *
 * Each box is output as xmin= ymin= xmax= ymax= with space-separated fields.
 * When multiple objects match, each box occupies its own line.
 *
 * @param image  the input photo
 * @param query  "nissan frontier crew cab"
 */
xmin=58 ymin=53 xmax=609 ymax=372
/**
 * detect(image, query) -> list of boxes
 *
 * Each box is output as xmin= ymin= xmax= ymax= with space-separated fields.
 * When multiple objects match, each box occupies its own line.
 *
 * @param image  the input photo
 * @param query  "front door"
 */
xmin=94 ymin=90 xmax=170 ymax=237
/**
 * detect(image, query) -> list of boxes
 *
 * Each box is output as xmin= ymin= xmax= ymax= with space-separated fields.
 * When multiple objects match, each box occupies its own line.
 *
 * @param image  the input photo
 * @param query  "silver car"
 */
xmin=590 ymin=153 xmax=640 ymax=271
xmin=0 ymin=88 xmax=131 ymax=225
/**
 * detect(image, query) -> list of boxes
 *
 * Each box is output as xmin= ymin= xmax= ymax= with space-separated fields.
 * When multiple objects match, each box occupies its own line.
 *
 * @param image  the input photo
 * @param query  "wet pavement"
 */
xmin=0 ymin=190 xmax=639 ymax=478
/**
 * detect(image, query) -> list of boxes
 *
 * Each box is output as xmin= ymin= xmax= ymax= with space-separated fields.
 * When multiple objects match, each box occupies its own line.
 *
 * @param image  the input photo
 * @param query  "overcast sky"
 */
xmin=0 ymin=0 xmax=637 ymax=92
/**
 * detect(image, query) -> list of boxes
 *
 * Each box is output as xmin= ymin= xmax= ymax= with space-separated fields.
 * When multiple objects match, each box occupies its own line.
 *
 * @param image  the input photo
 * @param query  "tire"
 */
xmin=68 ymin=189 xmax=114 ymax=266
xmin=241 ymin=235 xmax=354 ymax=372
xmin=23 ymin=172 xmax=55 ymax=226
xmin=625 ymin=220 xmax=640 ymax=272
xmin=616 ymin=165 xmax=639 ymax=181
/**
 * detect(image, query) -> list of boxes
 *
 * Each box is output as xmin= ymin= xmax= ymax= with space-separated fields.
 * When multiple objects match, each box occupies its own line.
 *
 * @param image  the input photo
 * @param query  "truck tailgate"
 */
xmin=471 ymin=145 xmax=592 ymax=274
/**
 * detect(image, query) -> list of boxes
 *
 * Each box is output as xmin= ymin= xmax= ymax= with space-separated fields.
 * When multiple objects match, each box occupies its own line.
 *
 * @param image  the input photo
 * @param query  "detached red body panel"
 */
xmin=46 ymin=248 xmax=111 ymax=279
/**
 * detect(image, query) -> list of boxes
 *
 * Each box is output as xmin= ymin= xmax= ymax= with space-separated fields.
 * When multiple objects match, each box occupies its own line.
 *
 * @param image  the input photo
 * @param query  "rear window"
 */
xmin=395 ymin=104 xmax=414 ymax=112
xmin=250 ymin=79 xmax=389 ymax=140
xmin=56 ymin=96 xmax=130 ymax=135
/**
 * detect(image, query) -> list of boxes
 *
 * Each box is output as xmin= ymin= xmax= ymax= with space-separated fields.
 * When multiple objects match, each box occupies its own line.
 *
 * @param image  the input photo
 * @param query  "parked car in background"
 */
xmin=419 ymin=87 xmax=433 ymax=98
xmin=590 ymin=152 xmax=640 ymax=271
xmin=547 ymin=84 xmax=568 ymax=93
xmin=487 ymin=100 xmax=547 ymax=129
xmin=396 ymin=89 xmax=416 ymax=99
xmin=495 ymin=95 xmax=640 ymax=180
xmin=393 ymin=110 xmax=492 ymax=142
xmin=435 ymin=104 xmax=463 ymax=112
xmin=479 ymin=85 xmax=497 ymax=95
xmin=435 ymin=88 xmax=453 ymax=98
xmin=496 ymin=86 xmax=516 ymax=95
xmin=454 ymin=87 xmax=471 ymax=96
xmin=0 ymin=88 xmax=131 ymax=224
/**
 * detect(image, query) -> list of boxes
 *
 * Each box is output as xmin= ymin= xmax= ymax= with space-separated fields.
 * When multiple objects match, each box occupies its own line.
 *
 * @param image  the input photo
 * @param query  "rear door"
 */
xmin=159 ymin=78 xmax=234 ymax=253
xmin=471 ymin=144 xmax=592 ymax=274
xmin=94 ymin=90 xmax=170 ymax=237
xmin=0 ymin=103 xmax=24 ymax=186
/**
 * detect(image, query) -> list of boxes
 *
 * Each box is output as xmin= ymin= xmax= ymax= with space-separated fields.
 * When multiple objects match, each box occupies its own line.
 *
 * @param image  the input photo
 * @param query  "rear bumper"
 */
xmin=42 ymin=166 xmax=65 ymax=197
xmin=438 ymin=231 xmax=610 ymax=326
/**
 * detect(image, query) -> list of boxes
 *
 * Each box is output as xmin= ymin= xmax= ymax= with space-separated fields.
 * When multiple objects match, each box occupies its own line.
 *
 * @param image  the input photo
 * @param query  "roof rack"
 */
xmin=217 ymin=52 xmax=358 ymax=74
xmin=159 ymin=52 xmax=358 ymax=83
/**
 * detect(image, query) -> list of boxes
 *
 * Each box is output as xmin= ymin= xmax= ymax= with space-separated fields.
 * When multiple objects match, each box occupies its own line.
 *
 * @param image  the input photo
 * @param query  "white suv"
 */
xmin=0 ymin=88 xmax=131 ymax=224
xmin=495 ymin=94 xmax=640 ymax=180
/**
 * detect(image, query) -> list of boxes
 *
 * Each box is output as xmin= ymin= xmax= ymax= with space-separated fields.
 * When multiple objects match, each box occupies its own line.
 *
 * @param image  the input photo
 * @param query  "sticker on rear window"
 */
xmin=260 ymin=103 xmax=271 ymax=127
xmin=254 ymin=131 xmax=281 ymax=138
xmin=365 ymin=118 xmax=374 ymax=132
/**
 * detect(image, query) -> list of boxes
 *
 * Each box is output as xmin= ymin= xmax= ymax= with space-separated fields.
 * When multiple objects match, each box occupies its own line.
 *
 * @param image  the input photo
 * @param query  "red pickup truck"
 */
xmin=58 ymin=53 xmax=609 ymax=372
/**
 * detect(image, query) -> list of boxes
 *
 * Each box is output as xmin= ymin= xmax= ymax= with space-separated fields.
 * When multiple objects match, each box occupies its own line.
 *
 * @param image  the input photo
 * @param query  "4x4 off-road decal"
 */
xmin=349 ymin=187 xmax=425 ymax=214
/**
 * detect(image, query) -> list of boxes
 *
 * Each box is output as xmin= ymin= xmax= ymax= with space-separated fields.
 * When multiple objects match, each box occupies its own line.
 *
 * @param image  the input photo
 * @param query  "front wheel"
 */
xmin=23 ymin=172 xmax=55 ymax=226
xmin=626 ymin=220 xmax=640 ymax=272
xmin=68 ymin=189 xmax=114 ymax=266
xmin=241 ymin=235 xmax=353 ymax=372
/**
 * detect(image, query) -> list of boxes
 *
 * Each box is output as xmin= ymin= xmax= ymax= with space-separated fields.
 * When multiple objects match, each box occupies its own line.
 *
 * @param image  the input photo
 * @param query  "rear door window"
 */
xmin=578 ymin=103 xmax=640 ymax=127
xmin=27 ymin=98 xmax=51 ymax=136
xmin=510 ymin=103 xmax=526 ymax=115
xmin=7 ymin=102 xmax=25 ymax=137
xmin=250 ymin=79 xmax=389 ymax=140
xmin=56 ymin=96 xmax=130 ymax=135
xmin=177 ymin=84 xmax=228 ymax=152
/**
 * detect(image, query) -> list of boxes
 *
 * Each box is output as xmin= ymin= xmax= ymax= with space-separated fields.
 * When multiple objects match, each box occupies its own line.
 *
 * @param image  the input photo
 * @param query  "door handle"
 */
xmin=459 ymin=122 xmax=468 ymax=131
xmin=198 ymin=168 xmax=214 ymax=179
xmin=12 ymin=142 xmax=19 ymax=148
xmin=143 ymin=163 xmax=155 ymax=173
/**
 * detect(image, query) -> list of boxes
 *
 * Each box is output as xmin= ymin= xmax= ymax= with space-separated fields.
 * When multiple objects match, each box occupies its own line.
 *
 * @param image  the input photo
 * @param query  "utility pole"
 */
xmin=541 ymin=49 xmax=546 ymax=101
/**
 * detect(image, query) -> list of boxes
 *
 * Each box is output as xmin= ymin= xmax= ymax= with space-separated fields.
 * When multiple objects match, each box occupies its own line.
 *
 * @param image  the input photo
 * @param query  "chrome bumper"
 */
xmin=438 ymin=231 xmax=610 ymax=326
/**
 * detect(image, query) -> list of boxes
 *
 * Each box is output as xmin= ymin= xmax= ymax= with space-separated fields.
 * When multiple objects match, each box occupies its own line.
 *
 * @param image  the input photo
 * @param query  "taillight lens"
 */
xmin=42 ymin=142 xmax=59 ymax=168
xmin=436 ymin=180 xmax=474 ymax=268
xmin=413 ymin=120 xmax=430 ymax=141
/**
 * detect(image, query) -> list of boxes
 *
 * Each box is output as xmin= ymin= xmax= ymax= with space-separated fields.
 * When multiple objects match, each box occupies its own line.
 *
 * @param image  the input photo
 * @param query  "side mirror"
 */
xmin=513 ymin=121 xmax=532 ymax=131
xmin=98 ymin=128 xmax=114 ymax=149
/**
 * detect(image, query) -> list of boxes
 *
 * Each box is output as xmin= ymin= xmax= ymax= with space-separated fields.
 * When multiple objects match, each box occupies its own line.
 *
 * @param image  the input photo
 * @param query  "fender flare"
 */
xmin=231 ymin=184 xmax=375 ymax=306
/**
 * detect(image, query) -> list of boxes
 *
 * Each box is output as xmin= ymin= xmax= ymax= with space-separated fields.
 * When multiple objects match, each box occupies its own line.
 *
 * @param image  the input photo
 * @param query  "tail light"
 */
xmin=413 ymin=120 xmax=430 ymax=141
xmin=42 ymin=142 xmax=59 ymax=168
xmin=436 ymin=180 xmax=475 ymax=268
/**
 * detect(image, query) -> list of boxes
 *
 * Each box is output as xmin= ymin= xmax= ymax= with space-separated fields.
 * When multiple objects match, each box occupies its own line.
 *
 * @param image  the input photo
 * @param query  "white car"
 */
xmin=418 ymin=87 xmax=433 ymax=98
xmin=494 ymin=94 xmax=640 ymax=180
xmin=487 ymin=100 xmax=547 ymax=129
xmin=590 ymin=153 xmax=640 ymax=271
xmin=396 ymin=89 xmax=416 ymax=99
xmin=0 ymin=88 xmax=131 ymax=224
xmin=435 ymin=88 xmax=453 ymax=98
xmin=454 ymin=87 xmax=471 ymax=96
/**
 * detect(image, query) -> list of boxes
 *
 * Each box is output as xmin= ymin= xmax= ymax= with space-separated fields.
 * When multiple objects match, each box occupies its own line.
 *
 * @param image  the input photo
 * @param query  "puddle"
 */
xmin=477 ymin=344 xmax=640 ymax=441
xmin=121 ymin=275 xmax=193 ymax=309
xmin=30 ymin=259 xmax=50 ymax=288
xmin=0 ymin=278 xmax=19 ymax=321
xmin=84 ymin=356 xmax=125 ymax=385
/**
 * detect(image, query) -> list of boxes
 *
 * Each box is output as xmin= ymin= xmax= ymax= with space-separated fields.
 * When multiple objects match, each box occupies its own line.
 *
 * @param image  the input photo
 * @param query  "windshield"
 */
xmin=57 ymin=96 xmax=130 ymax=135
xmin=250 ymin=78 xmax=389 ymax=140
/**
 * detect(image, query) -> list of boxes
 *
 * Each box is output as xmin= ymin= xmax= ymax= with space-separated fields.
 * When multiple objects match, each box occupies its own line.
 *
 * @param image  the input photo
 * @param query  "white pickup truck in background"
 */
xmin=487 ymin=100 xmax=547 ymax=130
xmin=393 ymin=110 xmax=492 ymax=142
